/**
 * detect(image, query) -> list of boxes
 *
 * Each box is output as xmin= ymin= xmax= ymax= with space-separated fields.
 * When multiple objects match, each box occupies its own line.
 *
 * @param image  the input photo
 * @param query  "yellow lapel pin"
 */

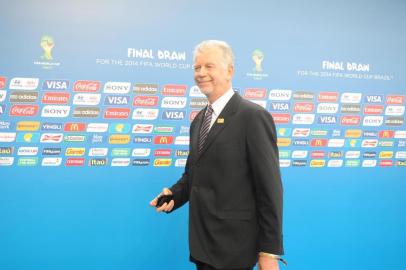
xmin=217 ymin=118 xmax=225 ymax=124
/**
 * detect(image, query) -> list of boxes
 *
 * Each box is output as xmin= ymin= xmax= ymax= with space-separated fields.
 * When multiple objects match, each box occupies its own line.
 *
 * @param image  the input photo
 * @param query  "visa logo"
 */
xmin=365 ymin=95 xmax=383 ymax=103
xmin=318 ymin=115 xmax=337 ymax=124
xmin=42 ymin=80 xmax=69 ymax=90
xmin=104 ymin=95 xmax=129 ymax=105
xmin=270 ymin=102 xmax=290 ymax=112
xmin=162 ymin=110 xmax=185 ymax=120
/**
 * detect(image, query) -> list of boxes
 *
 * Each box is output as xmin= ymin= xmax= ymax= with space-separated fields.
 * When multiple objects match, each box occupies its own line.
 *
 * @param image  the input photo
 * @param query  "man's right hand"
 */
xmin=149 ymin=188 xmax=175 ymax=212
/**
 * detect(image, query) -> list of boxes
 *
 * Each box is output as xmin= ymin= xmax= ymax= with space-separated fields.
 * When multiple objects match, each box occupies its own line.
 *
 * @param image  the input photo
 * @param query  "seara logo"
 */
xmin=34 ymin=35 xmax=61 ymax=69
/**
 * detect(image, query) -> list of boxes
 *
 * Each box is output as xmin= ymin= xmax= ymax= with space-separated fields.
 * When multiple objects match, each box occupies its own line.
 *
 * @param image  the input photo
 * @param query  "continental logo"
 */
xmin=345 ymin=129 xmax=362 ymax=138
xmin=64 ymin=123 xmax=86 ymax=132
xmin=379 ymin=151 xmax=393 ymax=159
xmin=9 ymin=91 xmax=39 ymax=103
xmin=65 ymin=147 xmax=86 ymax=156
xmin=109 ymin=135 xmax=131 ymax=144
xmin=133 ymin=83 xmax=158 ymax=94
xmin=277 ymin=138 xmax=291 ymax=147
xmin=73 ymin=107 xmax=100 ymax=118
xmin=89 ymin=158 xmax=108 ymax=166
xmin=153 ymin=158 xmax=172 ymax=167
xmin=17 ymin=121 xmax=40 ymax=131
xmin=0 ymin=147 xmax=13 ymax=155
xmin=310 ymin=159 xmax=325 ymax=167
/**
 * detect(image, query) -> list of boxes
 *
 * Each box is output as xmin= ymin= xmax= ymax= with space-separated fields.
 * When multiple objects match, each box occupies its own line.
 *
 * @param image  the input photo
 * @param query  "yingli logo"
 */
xmin=9 ymin=105 xmax=39 ymax=116
xmin=73 ymin=80 xmax=100 ymax=92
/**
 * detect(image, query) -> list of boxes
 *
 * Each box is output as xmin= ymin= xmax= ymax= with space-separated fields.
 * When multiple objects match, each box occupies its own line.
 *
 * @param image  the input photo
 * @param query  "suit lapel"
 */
xmin=197 ymin=93 xmax=241 ymax=161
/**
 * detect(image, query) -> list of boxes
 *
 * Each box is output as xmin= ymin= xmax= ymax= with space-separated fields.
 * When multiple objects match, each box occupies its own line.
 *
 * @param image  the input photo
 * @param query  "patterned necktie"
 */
xmin=198 ymin=105 xmax=213 ymax=153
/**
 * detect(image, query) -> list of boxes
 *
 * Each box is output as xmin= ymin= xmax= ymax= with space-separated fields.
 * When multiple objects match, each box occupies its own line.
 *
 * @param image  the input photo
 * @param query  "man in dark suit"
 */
xmin=150 ymin=40 xmax=284 ymax=270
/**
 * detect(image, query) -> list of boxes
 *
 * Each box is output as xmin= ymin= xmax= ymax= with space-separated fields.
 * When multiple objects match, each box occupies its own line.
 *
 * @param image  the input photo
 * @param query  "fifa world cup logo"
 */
xmin=40 ymin=35 xmax=55 ymax=61
xmin=252 ymin=49 xmax=264 ymax=73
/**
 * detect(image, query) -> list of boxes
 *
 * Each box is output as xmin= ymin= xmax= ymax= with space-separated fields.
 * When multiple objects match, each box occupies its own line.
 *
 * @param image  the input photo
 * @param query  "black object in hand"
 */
xmin=156 ymin=194 xmax=174 ymax=207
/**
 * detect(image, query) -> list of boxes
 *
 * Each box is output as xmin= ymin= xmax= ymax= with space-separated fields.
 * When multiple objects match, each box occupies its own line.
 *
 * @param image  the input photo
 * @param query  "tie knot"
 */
xmin=207 ymin=105 xmax=213 ymax=114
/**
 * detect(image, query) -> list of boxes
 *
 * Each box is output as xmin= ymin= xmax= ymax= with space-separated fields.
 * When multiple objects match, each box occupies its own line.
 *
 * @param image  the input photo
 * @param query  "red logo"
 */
xmin=133 ymin=96 xmax=159 ymax=107
xmin=0 ymin=76 xmax=6 ymax=89
xmin=154 ymin=136 xmax=174 ymax=144
xmin=311 ymin=151 xmax=326 ymax=158
xmin=190 ymin=111 xmax=199 ymax=121
xmin=294 ymin=102 xmax=314 ymax=113
xmin=379 ymin=130 xmax=394 ymax=138
xmin=317 ymin=92 xmax=339 ymax=102
xmin=363 ymin=105 xmax=384 ymax=115
xmin=104 ymin=108 xmax=130 ymax=119
xmin=341 ymin=116 xmax=360 ymax=126
xmin=379 ymin=160 xmax=393 ymax=167
xmin=64 ymin=123 xmax=87 ymax=132
xmin=9 ymin=105 xmax=39 ymax=116
xmin=154 ymin=149 xmax=172 ymax=156
xmin=42 ymin=92 xmax=70 ymax=104
xmin=162 ymin=85 xmax=186 ymax=96
xmin=66 ymin=158 xmax=85 ymax=166
xmin=73 ymin=80 xmax=100 ymax=92
xmin=244 ymin=88 xmax=267 ymax=99
xmin=310 ymin=139 xmax=328 ymax=147
xmin=386 ymin=95 xmax=404 ymax=105
xmin=271 ymin=113 xmax=291 ymax=124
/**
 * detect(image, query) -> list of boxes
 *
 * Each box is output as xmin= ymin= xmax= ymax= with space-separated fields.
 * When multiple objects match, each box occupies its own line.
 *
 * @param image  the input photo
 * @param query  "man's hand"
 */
xmin=149 ymin=188 xmax=175 ymax=212
xmin=258 ymin=255 xmax=279 ymax=270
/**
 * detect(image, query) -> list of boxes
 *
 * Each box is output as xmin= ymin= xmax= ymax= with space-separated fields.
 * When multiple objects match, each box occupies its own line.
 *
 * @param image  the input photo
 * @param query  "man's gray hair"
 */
xmin=193 ymin=40 xmax=235 ymax=67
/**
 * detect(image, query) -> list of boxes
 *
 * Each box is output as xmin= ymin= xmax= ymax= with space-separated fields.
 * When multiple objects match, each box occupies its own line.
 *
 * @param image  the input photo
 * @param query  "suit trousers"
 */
xmin=194 ymin=259 xmax=253 ymax=270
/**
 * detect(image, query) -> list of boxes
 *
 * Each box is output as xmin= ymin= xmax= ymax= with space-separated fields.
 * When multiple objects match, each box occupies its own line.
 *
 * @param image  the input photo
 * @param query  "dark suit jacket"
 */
xmin=170 ymin=92 xmax=283 ymax=269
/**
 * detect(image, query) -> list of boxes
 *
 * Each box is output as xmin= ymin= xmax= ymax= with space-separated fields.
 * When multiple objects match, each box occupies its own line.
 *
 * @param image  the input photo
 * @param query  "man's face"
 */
xmin=194 ymin=47 xmax=233 ymax=99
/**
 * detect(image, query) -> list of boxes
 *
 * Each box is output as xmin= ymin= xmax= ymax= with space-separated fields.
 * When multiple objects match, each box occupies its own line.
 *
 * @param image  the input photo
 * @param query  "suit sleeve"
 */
xmin=246 ymin=108 xmax=284 ymax=255
xmin=168 ymin=154 xmax=190 ymax=211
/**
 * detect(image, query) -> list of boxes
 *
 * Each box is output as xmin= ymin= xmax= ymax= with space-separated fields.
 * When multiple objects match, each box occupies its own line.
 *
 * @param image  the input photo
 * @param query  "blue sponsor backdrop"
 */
xmin=1 ymin=1 xmax=406 ymax=270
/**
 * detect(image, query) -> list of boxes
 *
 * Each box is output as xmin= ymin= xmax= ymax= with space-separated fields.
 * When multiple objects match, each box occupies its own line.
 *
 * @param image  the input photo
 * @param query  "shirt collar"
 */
xmin=209 ymin=87 xmax=235 ymax=117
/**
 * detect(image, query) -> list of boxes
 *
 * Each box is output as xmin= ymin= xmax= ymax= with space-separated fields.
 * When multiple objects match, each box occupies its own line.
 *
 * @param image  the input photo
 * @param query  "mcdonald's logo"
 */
xmin=379 ymin=130 xmax=394 ymax=138
xmin=310 ymin=139 xmax=328 ymax=147
xmin=154 ymin=136 xmax=174 ymax=145
xmin=64 ymin=123 xmax=86 ymax=132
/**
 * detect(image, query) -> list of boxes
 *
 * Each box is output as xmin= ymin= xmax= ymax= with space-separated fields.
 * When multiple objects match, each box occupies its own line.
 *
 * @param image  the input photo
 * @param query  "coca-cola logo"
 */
xmin=0 ymin=77 xmax=6 ymax=89
xmin=244 ymin=88 xmax=267 ymax=99
xmin=9 ymin=105 xmax=39 ymax=116
xmin=73 ymin=80 xmax=100 ymax=92
xmin=133 ymin=96 xmax=159 ymax=107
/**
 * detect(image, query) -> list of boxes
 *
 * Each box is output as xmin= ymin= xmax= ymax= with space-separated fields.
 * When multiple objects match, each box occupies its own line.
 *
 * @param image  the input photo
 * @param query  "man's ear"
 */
xmin=227 ymin=64 xmax=234 ymax=81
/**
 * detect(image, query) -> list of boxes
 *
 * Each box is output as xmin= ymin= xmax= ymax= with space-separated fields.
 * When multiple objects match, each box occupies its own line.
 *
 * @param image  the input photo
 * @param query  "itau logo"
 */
xmin=40 ymin=35 xmax=55 ymax=61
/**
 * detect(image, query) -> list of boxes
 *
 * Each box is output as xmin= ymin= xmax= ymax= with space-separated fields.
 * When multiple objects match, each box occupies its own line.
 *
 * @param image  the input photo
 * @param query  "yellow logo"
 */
xmin=379 ymin=151 xmax=393 ymax=159
xmin=252 ymin=49 xmax=264 ymax=73
xmin=23 ymin=133 xmax=34 ymax=142
xmin=109 ymin=135 xmax=130 ymax=144
xmin=310 ymin=160 xmax=326 ymax=167
xmin=217 ymin=118 xmax=224 ymax=124
xmin=40 ymin=35 xmax=54 ymax=61
xmin=17 ymin=121 xmax=40 ymax=131
xmin=345 ymin=129 xmax=362 ymax=138
xmin=277 ymin=138 xmax=291 ymax=147
xmin=153 ymin=158 xmax=172 ymax=167
xmin=65 ymin=148 xmax=86 ymax=156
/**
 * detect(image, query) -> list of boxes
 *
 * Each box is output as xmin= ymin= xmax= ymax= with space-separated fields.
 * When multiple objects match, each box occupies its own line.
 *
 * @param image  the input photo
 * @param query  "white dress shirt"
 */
xmin=206 ymin=88 xmax=235 ymax=130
